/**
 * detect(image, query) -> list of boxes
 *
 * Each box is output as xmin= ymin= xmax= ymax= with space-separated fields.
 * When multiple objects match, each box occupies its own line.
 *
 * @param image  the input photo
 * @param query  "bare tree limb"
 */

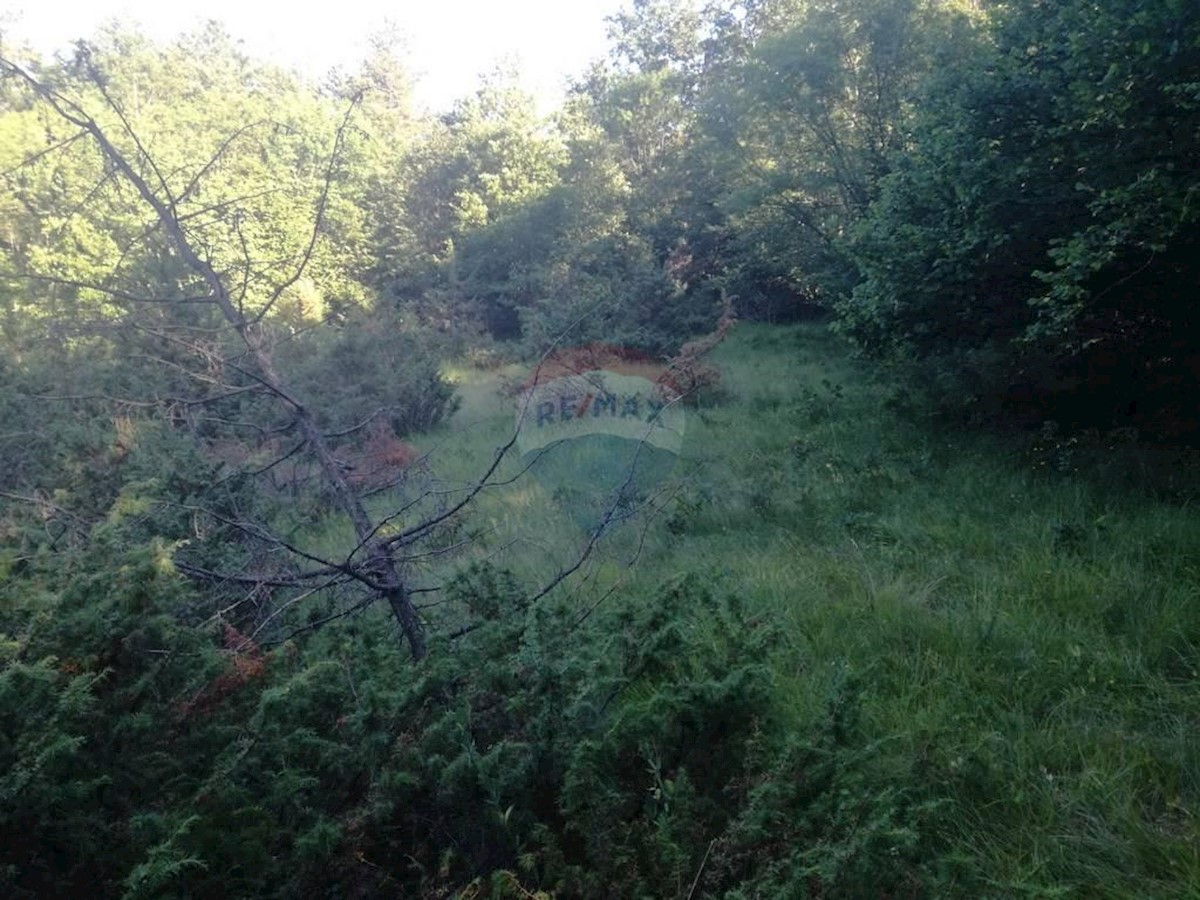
xmin=248 ymin=93 xmax=362 ymax=325
xmin=0 ymin=87 xmax=439 ymax=650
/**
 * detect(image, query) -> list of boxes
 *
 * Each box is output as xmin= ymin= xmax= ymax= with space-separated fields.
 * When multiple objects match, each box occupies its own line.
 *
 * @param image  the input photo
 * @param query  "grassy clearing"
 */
xmin=291 ymin=322 xmax=1198 ymax=894
xmin=403 ymin=321 xmax=1200 ymax=896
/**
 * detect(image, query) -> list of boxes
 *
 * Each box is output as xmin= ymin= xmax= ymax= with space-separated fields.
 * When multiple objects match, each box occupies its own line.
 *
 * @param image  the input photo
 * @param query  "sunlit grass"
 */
xmin=548 ymin=322 xmax=1199 ymax=895
xmin=293 ymin=321 xmax=1199 ymax=894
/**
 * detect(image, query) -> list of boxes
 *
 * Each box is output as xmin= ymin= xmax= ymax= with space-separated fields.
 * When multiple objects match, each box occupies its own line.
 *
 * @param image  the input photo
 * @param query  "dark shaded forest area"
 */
xmin=1 ymin=1 xmax=1198 ymax=897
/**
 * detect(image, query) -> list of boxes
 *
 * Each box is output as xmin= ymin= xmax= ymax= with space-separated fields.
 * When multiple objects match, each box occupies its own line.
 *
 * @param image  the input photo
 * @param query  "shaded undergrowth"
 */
xmin=2 ymin=323 xmax=1198 ymax=898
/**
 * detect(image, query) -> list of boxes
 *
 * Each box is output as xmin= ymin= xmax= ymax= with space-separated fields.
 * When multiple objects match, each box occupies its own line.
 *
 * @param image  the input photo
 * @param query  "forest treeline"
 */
xmin=1 ymin=0 xmax=1199 ymax=896
xmin=5 ymin=0 xmax=1198 ymax=445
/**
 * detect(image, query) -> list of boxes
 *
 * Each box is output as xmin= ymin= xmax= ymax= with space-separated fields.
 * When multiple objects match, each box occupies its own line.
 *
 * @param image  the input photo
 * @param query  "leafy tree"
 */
xmin=695 ymin=0 xmax=968 ymax=317
xmin=368 ymin=72 xmax=566 ymax=336
xmin=845 ymin=0 xmax=1200 ymax=437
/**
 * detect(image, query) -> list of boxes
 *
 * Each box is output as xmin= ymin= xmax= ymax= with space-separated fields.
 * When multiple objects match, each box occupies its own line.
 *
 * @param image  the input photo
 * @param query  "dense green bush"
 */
xmin=517 ymin=231 xmax=717 ymax=356
xmin=843 ymin=0 xmax=1200 ymax=440
xmin=0 ymin=527 xmax=958 ymax=898
xmin=278 ymin=309 xmax=459 ymax=436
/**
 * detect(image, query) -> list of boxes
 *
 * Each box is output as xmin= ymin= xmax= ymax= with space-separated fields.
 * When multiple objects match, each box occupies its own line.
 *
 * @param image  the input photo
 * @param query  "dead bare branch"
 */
xmin=0 ymin=128 xmax=87 ymax=177
xmin=249 ymin=92 xmax=362 ymax=325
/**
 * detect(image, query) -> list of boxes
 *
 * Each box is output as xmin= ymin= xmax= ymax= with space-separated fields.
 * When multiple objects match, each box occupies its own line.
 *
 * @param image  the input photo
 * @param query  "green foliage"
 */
xmin=4 ymin=318 xmax=1200 ymax=897
xmin=0 ymin=24 xmax=372 ymax=330
xmin=683 ymin=0 xmax=967 ymax=320
xmin=712 ymin=676 xmax=946 ymax=898
xmin=366 ymin=75 xmax=568 ymax=337
xmin=5 ymin=3 xmax=1200 ymax=896
xmin=517 ymin=227 xmax=711 ymax=354
xmin=845 ymin=0 xmax=1200 ymax=438
xmin=0 ymin=523 xmax=213 ymax=897
xmin=279 ymin=308 xmax=459 ymax=436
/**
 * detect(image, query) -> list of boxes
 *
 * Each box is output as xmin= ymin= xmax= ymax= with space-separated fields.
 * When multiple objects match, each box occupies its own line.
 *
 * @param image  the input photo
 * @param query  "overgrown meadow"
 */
xmin=425 ymin=322 xmax=1200 ymax=897
xmin=3 ymin=0 xmax=1199 ymax=896
xmin=44 ymin=321 xmax=1187 ymax=897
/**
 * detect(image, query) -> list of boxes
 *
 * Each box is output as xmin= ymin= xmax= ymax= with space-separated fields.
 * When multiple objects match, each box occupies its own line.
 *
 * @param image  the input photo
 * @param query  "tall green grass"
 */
xmin=310 ymin=321 xmax=1200 ymax=895
xmin=438 ymin=323 xmax=1198 ymax=895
